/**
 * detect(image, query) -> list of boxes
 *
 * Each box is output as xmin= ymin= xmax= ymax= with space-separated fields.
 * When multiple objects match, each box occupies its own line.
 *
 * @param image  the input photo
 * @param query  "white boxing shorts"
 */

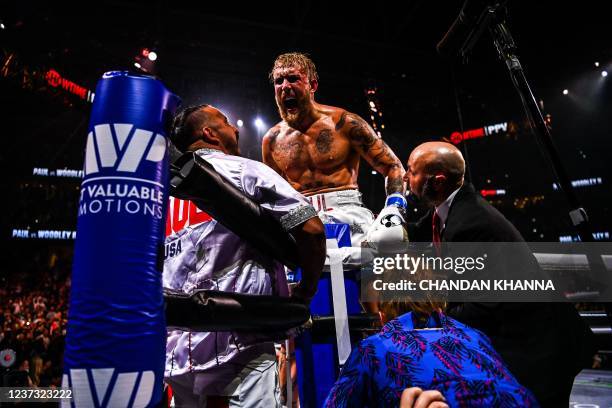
xmin=307 ymin=189 xmax=375 ymax=269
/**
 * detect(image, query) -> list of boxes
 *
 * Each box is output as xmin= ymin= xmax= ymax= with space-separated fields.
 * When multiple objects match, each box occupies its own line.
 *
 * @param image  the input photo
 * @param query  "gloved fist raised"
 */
xmin=364 ymin=193 xmax=409 ymax=254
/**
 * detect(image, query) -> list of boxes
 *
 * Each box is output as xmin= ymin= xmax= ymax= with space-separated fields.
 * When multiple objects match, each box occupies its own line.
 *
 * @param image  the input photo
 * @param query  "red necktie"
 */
xmin=432 ymin=211 xmax=442 ymax=255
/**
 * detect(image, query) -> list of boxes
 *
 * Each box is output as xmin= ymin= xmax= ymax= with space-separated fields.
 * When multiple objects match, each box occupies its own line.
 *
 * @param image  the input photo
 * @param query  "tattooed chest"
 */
xmin=272 ymin=129 xmax=349 ymax=171
xmin=272 ymin=138 xmax=307 ymax=167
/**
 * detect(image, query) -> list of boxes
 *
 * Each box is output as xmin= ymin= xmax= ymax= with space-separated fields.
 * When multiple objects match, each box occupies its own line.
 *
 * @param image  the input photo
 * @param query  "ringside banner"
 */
xmin=63 ymin=71 xmax=180 ymax=408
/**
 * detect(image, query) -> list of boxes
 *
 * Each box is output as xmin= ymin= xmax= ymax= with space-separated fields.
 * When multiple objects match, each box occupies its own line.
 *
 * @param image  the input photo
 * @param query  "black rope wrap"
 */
xmin=165 ymin=289 xmax=310 ymax=332
xmin=169 ymin=151 xmax=300 ymax=270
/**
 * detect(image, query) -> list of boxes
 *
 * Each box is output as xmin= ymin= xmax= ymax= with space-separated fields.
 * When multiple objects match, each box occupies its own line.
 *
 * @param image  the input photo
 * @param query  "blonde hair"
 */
xmin=269 ymin=52 xmax=319 ymax=82
xmin=377 ymin=297 xmax=446 ymax=322
xmin=376 ymin=256 xmax=446 ymax=322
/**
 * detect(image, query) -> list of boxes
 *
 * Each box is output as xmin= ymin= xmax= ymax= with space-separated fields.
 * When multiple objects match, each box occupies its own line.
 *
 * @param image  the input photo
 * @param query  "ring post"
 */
xmin=63 ymin=71 xmax=180 ymax=408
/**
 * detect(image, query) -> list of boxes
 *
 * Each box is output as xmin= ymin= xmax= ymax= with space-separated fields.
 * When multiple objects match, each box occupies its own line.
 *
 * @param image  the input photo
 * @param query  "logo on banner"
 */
xmin=449 ymin=122 xmax=509 ymax=144
xmin=78 ymin=123 xmax=167 ymax=219
xmin=84 ymin=124 xmax=167 ymax=175
xmin=63 ymin=368 xmax=155 ymax=407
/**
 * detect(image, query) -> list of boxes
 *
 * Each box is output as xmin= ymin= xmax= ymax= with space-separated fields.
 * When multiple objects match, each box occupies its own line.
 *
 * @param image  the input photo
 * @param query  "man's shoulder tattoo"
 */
xmin=347 ymin=113 xmax=378 ymax=153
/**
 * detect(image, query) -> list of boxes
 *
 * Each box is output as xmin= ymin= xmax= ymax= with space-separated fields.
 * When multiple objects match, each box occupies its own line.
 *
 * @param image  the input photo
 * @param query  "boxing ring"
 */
xmin=62 ymin=71 xmax=612 ymax=408
xmin=61 ymin=70 xmax=367 ymax=408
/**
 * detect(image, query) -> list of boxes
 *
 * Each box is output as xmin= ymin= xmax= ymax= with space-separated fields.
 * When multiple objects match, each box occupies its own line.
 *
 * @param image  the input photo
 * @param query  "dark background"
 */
xmin=1 ymin=0 xmax=610 ymax=247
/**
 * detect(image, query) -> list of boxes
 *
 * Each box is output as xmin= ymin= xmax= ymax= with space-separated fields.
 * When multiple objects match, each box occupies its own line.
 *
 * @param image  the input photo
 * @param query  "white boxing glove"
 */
xmin=364 ymin=193 xmax=409 ymax=254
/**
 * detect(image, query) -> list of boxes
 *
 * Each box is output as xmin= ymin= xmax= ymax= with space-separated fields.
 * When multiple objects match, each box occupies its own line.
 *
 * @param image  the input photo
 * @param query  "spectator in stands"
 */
xmin=0 ymin=248 xmax=71 ymax=389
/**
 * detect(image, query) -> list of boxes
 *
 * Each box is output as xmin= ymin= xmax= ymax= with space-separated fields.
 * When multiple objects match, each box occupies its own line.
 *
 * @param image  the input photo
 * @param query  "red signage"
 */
xmin=480 ymin=189 xmax=506 ymax=197
xmin=45 ymin=69 xmax=95 ymax=103
xmin=449 ymin=122 xmax=508 ymax=144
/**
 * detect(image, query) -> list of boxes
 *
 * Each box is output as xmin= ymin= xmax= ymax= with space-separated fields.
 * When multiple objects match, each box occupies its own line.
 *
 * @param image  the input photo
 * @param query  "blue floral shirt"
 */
xmin=324 ymin=312 xmax=539 ymax=407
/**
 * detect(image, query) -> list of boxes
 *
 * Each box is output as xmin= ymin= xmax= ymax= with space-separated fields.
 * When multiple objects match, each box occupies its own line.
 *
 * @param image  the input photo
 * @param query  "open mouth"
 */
xmin=283 ymin=97 xmax=298 ymax=110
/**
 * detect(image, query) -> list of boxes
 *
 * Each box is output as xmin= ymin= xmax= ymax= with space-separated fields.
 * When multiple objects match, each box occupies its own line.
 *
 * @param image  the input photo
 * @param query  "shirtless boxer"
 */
xmin=263 ymin=53 xmax=408 ymax=261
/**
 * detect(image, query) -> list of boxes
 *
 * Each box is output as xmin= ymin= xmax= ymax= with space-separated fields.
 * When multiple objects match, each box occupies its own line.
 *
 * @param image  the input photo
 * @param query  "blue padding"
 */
xmin=295 ymin=223 xmax=362 ymax=407
xmin=63 ymin=71 xmax=180 ymax=407
xmin=325 ymin=223 xmax=352 ymax=248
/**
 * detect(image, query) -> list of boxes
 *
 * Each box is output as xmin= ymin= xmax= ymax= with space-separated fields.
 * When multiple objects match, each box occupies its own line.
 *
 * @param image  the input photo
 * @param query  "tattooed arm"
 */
xmin=262 ymin=126 xmax=284 ymax=176
xmin=343 ymin=112 xmax=405 ymax=195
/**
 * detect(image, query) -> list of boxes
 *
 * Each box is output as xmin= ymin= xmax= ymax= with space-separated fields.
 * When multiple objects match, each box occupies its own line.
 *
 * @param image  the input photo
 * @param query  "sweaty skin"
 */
xmin=263 ymin=66 xmax=404 ymax=197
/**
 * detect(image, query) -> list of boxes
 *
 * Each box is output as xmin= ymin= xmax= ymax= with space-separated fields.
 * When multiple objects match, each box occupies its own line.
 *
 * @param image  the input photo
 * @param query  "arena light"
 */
xmin=254 ymin=118 xmax=264 ymax=129
xmin=133 ymin=47 xmax=156 ymax=74
xmin=236 ymin=119 xmax=244 ymax=127
xmin=0 ymin=23 xmax=5 ymax=30
xmin=594 ymin=62 xmax=600 ymax=67
xmin=602 ymin=71 xmax=608 ymax=77
xmin=562 ymin=89 xmax=569 ymax=95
